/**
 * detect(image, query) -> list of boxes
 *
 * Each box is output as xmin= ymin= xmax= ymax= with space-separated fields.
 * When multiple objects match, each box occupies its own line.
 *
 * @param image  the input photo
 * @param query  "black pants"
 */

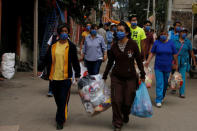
xmin=51 ymin=79 xmax=72 ymax=124
xmin=110 ymin=75 xmax=137 ymax=128
xmin=85 ymin=60 xmax=102 ymax=75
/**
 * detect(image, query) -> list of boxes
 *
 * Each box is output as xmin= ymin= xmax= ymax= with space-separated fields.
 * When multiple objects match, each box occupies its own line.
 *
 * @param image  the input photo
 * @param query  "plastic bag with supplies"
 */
xmin=78 ymin=74 xmax=111 ymax=116
xmin=131 ymin=82 xmax=153 ymax=118
xmin=135 ymin=63 xmax=154 ymax=88
xmin=168 ymin=72 xmax=183 ymax=90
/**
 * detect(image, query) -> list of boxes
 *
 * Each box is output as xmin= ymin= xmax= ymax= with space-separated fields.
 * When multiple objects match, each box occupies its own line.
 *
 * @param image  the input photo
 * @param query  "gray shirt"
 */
xmin=83 ymin=34 xmax=107 ymax=61
xmin=97 ymin=28 xmax=107 ymax=44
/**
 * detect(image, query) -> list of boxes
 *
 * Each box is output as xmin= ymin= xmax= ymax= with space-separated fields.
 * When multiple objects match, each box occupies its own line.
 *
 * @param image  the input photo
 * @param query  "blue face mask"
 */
xmin=86 ymin=26 xmax=91 ymax=31
xmin=160 ymin=35 xmax=167 ymax=42
xmin=176 ymin=26 xmax=181 ymax=32
xmin=113 ymin=27 xmax=117 ymax=31
xmin=145 ymin=26 xmax=151 ymax=31
xmin=131 ymin=22 xmax=137 ymax=27
xmin=182 ymin=33 xmax=187 ymax=39
xmin=90 ymin=30 xmax=97 ymax=35
xmin=117 ymin=31 xmax=126 ymax=40
xmin=60 ymin=33 xmax=68 ymax=40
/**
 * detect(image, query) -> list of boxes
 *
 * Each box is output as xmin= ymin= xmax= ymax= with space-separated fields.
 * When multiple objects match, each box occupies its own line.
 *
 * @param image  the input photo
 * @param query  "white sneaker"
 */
xmin=156 ymin=103 xmax=162 ymax=108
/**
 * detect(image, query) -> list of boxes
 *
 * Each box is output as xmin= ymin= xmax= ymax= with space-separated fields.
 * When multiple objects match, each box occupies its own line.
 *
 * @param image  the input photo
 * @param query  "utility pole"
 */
xmin=153 ymin=0 xmax=156 ymax=30
xmin=147 ymin=0 xmax=150 ymax=20
xmin=167 ymin=0 xmax=173 ymax=30
xmin=33 ymin=0 xmax=38 ymax=77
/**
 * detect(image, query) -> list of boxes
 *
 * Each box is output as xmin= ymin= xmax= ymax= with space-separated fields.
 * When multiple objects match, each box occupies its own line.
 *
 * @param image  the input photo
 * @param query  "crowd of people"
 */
xmin=38 ymin=14 xmax=196 ymax=131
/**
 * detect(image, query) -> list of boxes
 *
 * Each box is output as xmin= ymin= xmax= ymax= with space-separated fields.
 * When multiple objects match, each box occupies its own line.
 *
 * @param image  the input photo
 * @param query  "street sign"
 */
xmin=192 ymin=3 xmax=197 ymax=14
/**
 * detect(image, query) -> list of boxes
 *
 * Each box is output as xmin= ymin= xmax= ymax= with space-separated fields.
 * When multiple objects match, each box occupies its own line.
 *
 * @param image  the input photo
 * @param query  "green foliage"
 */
xmin=116 ymin=0 xmax=168 ymax=29
xmin=60 ymin=0 xmax=100 ymax=24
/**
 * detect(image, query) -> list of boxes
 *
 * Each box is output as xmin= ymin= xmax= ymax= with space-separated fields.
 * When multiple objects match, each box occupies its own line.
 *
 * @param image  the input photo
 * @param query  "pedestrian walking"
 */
xmin=128 ymin=14 xmax=146 ymax=60
xmin=98 ymin=23 xmax=107 ymax=44
xmin=143 ymin=20 xmax=154 ymax=60
xmin=80 ymin=23 xmax=91 ymax=52
xmin=145 ymin=30 xmax=178 ymax=108
xmin=80 ymin=24 xmax=107 ymax=75
xmin=168 ymin=21 xmax=182 ymax=41
xmin=38 ymin=23 xmax=80 ymax=130
xmin=173 ymin=28 xmax=196 ymax=98
xmin=46 ymin=33 xmax=59 ymax=97
xmin=168 ymin=21 xmax=182 ymax=94
xmin=103 ymin=21 xmax=145 ymax=131
xmin=106 ymin=23 xmax=114 ymax=58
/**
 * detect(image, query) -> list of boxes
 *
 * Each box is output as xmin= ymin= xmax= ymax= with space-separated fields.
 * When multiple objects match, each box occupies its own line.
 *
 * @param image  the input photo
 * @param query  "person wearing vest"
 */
xmin=103 ymin=21 xmax=145 ymax=131
xmin=38 ymin=23 xmax=80 ymax=130
xmin=173 ymin=28 xmax=196 ymax=98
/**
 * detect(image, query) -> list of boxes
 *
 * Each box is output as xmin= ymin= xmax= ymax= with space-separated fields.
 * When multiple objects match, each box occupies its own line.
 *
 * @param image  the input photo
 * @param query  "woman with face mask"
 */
xmin=103 ymin=21 xmax=145 ymax=131
xmin=81 ymin=24 xmax=107 ymax=75
xmin=173 ymin=28 xmax=196 ymax=98
xmin=145 ymin=31 xmax=178 ymax=108
xmin=38 ymin=23 xmax=80 ymax=130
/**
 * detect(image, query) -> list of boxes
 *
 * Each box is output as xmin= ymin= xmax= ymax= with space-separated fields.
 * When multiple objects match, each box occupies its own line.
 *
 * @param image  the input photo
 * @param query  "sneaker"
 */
xmin=56 ymin=123 xmax=63 ymax=130
xmin=179 ymin=95 xmax=185 ymax=98
xmin=171 ymin=90 xmax=176 ymax=94
xmin=156 ymin=103 xmax=162 ymax=108
xmin=47 ymin=92 xmax=53 ymax=97
xmin=123 ymin=115 xmax=129 ymax=124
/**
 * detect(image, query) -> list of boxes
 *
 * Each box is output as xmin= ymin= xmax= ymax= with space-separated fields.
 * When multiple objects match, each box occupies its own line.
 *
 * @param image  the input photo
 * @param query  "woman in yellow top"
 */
xmin=38 ymin=23 xmax=80 ymax=130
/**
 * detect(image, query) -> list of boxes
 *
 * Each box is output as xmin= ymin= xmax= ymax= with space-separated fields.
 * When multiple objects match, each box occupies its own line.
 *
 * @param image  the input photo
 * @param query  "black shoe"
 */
xmin=56 ymin=123 xmax=63 ymax=130
xmin=123 ymin=115 xmax=129 ymax=123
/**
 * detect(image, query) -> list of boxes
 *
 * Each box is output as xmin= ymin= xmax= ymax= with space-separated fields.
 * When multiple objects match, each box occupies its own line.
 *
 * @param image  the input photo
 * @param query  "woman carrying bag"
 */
xmin=38 ymin=23 xmax=80 ymax=130
xmin=103 ymin=21 xmax=145 ymax=131
xmin=173 ymin=28 xmax=196 ymax=98
xmin=145 ymin=30 xmax=178 ymax=108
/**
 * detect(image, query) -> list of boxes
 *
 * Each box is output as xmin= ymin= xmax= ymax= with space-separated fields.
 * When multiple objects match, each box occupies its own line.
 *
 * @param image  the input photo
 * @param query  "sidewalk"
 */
xmin=0 ymin=70 xmax=197 ymax=131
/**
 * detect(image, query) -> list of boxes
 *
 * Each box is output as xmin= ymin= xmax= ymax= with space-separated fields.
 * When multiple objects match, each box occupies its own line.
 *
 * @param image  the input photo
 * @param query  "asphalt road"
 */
xmin=0 ymin=65 xmax=197 ymax=131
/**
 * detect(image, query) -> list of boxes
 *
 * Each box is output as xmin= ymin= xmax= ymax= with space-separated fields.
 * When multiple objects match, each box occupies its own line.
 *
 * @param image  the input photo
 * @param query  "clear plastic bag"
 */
xmin=131 ymin=82 xmax=153 ymax=118
xmin=144 ymin=67 xmax=154 ymax=88
xmin=168 ymin=72 xmax=183 ymax=90
xmin=78 ymin=74 xmax=111 ymax=116
xmin=135 ymin=63 xmax=154 ymax=88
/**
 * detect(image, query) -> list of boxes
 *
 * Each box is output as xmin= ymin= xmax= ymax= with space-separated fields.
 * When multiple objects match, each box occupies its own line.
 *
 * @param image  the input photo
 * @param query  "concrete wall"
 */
xmin=173 ymin=0 xmax=197 ymax=12
xmin=173 ymin=0 xmax=193 ymax=12
xmin=20 ymin=44 xmax=33 ymax=63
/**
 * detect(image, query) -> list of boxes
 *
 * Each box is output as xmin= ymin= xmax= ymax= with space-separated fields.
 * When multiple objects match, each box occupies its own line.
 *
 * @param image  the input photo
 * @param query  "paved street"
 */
xmin=0 ymin=66 xmax=197 ymax=131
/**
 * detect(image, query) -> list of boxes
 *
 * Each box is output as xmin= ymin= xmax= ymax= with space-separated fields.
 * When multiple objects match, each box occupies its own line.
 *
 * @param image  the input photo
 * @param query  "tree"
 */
xmin=60 ymin=0 xmax=100 ymax=24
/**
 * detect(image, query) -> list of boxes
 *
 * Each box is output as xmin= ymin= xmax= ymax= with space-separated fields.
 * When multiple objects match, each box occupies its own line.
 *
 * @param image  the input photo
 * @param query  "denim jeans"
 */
xmin=155 ymin=69 xmax=170 ymax=103
xmin=85 ymin=60 xmax=102 ymax=75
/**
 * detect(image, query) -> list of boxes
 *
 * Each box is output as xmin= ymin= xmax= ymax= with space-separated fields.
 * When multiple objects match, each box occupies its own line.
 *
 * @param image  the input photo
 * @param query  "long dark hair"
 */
xmin=117 ymin=21 xmax=131 ymax=39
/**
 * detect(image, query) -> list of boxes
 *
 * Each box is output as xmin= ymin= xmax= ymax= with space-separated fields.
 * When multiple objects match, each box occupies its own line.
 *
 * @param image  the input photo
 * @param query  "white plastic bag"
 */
xmin=78 ymin=74 xmax=111 ymax=116
xmin=1 ymin=53 xmax=15 ymax=79
xmin=72 ymin=63 xmax=88 ymax=84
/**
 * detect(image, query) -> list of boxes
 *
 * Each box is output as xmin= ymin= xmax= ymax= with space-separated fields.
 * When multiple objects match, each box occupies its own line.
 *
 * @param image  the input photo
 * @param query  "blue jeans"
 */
xmin=179 ymin=64 xmax=187 ymax=95
xmin=155 ymin=69 xmax=170 ymax=103
xmin=85 ymin=60 xmax=102 ymax=75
